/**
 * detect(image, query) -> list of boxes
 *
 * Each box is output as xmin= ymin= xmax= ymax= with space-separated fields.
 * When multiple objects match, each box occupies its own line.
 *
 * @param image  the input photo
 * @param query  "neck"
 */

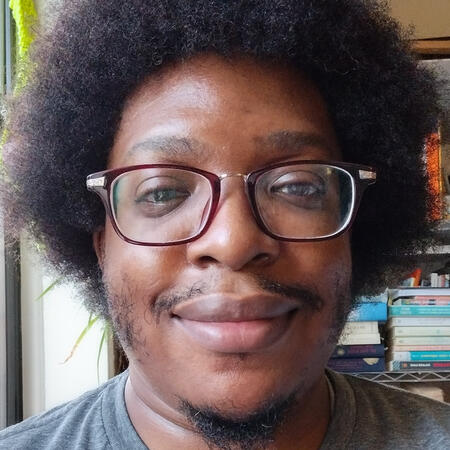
xmin=124 ymin=366 xmax=331 ymax=450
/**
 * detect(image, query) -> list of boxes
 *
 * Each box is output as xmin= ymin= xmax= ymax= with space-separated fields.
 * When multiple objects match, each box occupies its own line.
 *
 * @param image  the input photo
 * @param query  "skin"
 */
xmin=94 ymin=54 xmax=352 ymax=449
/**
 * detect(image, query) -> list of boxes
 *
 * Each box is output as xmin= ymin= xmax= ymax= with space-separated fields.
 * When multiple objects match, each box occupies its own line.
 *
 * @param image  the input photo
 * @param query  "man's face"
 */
xmin=96 ymin=55 xmax=352 ymax=419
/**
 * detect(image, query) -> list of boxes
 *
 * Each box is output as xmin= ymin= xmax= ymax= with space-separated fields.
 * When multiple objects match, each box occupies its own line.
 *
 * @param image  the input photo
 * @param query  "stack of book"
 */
xmin=386 ymin=287 xmax=450 ymax=372
xmin=328 ymin=293 xmax=387 ymax=373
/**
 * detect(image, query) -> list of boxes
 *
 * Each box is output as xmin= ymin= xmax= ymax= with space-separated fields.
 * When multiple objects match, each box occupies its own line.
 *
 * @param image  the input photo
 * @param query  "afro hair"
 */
xmin=1 ymin=0 xmax=440 ymax=318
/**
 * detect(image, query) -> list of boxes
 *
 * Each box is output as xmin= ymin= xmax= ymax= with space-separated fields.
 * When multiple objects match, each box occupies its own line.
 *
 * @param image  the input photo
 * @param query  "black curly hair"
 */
xmin=1 ymin=0 xmax=440 ymax=319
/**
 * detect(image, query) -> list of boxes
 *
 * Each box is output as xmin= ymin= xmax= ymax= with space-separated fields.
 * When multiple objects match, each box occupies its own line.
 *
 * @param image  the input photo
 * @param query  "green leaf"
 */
xmin=34 ymin=278 xmax=61 ymax=302
xmin=63 ymin=313 xmax=99 ymax=364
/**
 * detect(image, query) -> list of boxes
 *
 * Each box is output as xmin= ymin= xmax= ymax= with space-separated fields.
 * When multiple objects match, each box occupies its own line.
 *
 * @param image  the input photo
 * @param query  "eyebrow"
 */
xmin=128 ymin=136 xmax=205 ymax=158
xmin=127 ymin=130 xmax=333 ymax=159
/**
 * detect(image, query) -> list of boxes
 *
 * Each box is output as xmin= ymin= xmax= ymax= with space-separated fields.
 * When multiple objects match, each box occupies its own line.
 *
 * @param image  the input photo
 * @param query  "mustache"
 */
xmin=151 ymin=274 xmax=324 ymax=322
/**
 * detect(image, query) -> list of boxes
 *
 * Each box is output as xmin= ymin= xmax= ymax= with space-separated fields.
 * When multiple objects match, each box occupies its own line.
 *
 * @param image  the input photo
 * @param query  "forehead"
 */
xmin=109 ymin=54 xmax=340 ymax=170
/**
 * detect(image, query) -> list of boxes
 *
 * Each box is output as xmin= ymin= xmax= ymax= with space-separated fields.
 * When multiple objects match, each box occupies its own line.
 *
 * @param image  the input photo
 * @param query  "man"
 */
xmin=0 ymin=0 xmax=449 ymax=449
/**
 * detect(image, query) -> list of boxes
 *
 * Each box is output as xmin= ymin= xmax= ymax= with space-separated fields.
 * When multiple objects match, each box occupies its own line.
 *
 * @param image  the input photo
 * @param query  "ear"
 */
xmin=93 ymin=228 xmax=105 ymax=271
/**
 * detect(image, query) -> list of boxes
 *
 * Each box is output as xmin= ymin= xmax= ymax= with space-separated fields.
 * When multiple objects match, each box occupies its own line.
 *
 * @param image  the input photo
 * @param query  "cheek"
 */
xmin=103 ymin=221 xmax=187 ymax=286
xmin=101 ymin=222 xmax=187 ymax=348
xmin=282 ymin=235 xmax=352 ymax=289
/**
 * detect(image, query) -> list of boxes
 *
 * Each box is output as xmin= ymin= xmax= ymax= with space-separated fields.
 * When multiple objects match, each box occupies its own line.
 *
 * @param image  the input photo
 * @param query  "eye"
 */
xmin=273 ymin=182 xmax=323 ymax=196
xmin=136 ymin=187 xmax=189 ymax=204
xmin=134 ymin=176 xmax=191 ymax=217
xmin=269 ymin=171 xmax=326 ymax=209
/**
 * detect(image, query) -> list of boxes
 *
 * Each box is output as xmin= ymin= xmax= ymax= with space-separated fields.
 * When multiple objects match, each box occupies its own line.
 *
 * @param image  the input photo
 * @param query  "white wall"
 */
xmin=21 ymin=241 xmax=111 ymax=417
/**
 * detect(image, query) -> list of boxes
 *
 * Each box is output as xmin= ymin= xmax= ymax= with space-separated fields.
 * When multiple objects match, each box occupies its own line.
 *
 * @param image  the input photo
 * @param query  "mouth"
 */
xmin=171 ymin=294 xmax=299 ymax=353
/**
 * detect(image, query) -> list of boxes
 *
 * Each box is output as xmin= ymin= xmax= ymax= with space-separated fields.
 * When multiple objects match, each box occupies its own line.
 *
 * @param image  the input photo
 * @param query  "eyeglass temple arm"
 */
xmin=86 ymin=175 xmax=106 ymax=191
xmin=358 ymin=169 xmax=376 ymax=185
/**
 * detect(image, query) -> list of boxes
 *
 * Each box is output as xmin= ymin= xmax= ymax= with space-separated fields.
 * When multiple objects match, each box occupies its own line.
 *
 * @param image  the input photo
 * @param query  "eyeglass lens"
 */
xmin=110 ymin=164 xmax=354 ymax=244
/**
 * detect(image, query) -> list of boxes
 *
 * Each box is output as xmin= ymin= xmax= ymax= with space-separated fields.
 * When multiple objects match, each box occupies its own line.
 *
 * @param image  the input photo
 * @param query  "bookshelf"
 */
xmin=352 ymin=371 xmax=450 ymax=384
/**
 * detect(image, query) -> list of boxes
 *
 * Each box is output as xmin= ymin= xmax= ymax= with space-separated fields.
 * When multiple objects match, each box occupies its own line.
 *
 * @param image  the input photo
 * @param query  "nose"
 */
xmin=186 ymin=176 xmax=280 ymax=271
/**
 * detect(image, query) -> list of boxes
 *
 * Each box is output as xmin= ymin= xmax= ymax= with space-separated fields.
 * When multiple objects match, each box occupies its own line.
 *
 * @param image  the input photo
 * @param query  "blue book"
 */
xmin=389 ymin=351 xmax=450 ymax=361
xmin=331 ymin=344 xmax=385 ymax=359
xmin=327 ymin=357 xmax=385 ymax=373
xmin=388 ymin=305 xmax=450 ymax=317
xmin=347 ymin=302 xmax=387 ymax=322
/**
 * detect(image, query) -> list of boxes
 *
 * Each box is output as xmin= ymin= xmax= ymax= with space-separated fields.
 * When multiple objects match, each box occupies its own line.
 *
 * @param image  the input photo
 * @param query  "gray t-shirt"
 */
xmin=0 ymin=369 xmax=449 ymax=449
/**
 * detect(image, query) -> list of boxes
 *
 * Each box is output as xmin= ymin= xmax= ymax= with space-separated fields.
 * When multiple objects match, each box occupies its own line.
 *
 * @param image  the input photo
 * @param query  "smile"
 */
xmin=171 ymin=294 xmax=299 ymax=353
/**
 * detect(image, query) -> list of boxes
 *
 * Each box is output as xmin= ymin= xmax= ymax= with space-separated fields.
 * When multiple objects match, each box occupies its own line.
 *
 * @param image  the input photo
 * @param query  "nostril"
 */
xmin=197 ymin=255 xmax=219 ymax=267
xmin=253 ymin=253 xmax=272 ymax=265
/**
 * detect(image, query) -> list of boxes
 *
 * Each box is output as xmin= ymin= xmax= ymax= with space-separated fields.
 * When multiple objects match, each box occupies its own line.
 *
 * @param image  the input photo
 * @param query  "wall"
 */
xmin=389 ymin=0 xmax=450 ymax=39
xmin=21 ymin=241 xmax=111 ymax=417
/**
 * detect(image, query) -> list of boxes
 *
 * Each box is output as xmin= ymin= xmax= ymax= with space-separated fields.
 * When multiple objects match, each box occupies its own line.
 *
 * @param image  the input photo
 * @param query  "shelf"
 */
xmin=350 ymin=371 xmax=450 ymax=383
xmin=424 ymin=245 xmax=450 ymax=255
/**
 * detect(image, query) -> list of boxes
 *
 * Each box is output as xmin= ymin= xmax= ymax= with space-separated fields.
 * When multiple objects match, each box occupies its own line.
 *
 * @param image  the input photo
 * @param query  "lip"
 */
xmin=172 ymin=294 xmax=299 ymax=353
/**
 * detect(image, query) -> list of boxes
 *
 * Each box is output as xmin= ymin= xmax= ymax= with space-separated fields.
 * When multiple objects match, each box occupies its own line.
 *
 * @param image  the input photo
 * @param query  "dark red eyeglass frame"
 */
xmin=86 ymin=160 xmax=376 ymax=246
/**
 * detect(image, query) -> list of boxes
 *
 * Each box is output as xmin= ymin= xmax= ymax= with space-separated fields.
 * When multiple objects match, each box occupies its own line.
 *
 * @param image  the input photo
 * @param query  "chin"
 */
xmin=184 ymin=364 xmax=308 ymax=417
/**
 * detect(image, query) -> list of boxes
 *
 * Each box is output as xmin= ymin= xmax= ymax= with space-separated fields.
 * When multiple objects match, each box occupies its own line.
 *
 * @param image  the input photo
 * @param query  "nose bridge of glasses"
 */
xmin=215 ymin=172 xmax=254 ymax=215
xmin=217 ymin=172 xmax=251 ymax=197
xmin=218 ymin=172 xmax=247 ymax=181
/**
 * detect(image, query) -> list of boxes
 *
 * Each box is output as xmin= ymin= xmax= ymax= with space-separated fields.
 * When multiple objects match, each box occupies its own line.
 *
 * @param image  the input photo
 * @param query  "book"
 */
xmin=389 ymin=345 xmax=450 ymax=351
xmin=387 ymin=360 xmax=450 ymax=371
xmin=389 ymin=287 xmax=450 ymax=300
xmin=341 ymin=321 xmax=379 ymax=335
xmin=391 ymin=336 xmax=450 ymax=345
xmin=393 ymin=297 xmax=450 ymax=305
xmin=328 ymin=357 xmax=385 ymax=373
xmin=387 ymin=317 xmax=450 ymax=327
xmin=389 ymin=326 xmax=450 ymax=337
xmin=338 ymin=333 xmax=381 ymax=345
xmin=387 ymin=351 xmax=450 ymax=361
xmin=401 ymin=268 xmax=421 ymax=287
xmin=388 ymin=305 xmax=450 ymax=317
xmin=347 ymin=302 xmax=387 ymax=322
xmin=331 ymin=344 xmax=385 ymax=358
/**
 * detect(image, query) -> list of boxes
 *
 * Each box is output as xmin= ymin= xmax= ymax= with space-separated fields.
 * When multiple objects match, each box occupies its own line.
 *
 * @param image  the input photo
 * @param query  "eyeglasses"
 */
xmin=86 ymin=161 xmax=376 ymax=246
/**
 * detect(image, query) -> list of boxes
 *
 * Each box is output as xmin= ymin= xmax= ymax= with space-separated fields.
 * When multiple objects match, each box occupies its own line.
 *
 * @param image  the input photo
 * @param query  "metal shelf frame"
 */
xmin=351 ymin=371 xmax=450 ymax=383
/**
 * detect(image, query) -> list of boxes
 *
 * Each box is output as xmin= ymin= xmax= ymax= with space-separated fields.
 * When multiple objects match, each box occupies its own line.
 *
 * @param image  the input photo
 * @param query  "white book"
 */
xmin=391 ymin=336 xmax=450 ymax=345
xmin=387 ymin=317 xmax=450 ymax=328
xmin=338 ymin=333 xmax=381 ymax=345
xmin=341 ymin=321 xmax=379 ymax=335
xmin=389 ymin=326 xmax=450 ymax=337
xmin=389 ymin=287 xmax=450 ymax=302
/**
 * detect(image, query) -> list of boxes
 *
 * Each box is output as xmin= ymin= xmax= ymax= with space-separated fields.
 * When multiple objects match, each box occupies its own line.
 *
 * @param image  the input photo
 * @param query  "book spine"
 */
xmin=389 ymin=345 xmax=450 ymax=351
xmin=338 ymin=333 xmax=381 ymax=345
xmin=388 ymin=305 xmax=450 ymax=316
xmin=392 ymin=336 xmax=450 ymax=345
xmin=430 ymin=273 xmax=439 ymax=287
xmin=387 ymin=317 xmax=450 ymax=327
xmin=387 ymin=351 xmax=450 ymax=361
xmin=389 ymin=288 xmax=450 ymax=300
xmin=389 ymin=326 xmax=450 ymax=337
xmin=387 ymin=360 xmax=450 ymax=371
xmin=414 ymin=296 xmax=450 ymax=301
xmin=328 ymin=357 xmax=385 ymax=373
xmin=331 ymin=344 xmax=385 ymax=358
xmin=393 ymin=298 xmax=450 ymax=305
xmin=341 ymin=321 xmax=379 ymax=334
xmin=347 ymin=303 xmax=387 ymax=322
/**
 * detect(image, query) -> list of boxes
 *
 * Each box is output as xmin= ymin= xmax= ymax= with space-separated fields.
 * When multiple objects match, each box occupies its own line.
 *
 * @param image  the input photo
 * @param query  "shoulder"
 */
xmin=0 ymin=371 xmax=128 ymax=450
xmin=326 ymin=370 xmax=449 ymax=449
